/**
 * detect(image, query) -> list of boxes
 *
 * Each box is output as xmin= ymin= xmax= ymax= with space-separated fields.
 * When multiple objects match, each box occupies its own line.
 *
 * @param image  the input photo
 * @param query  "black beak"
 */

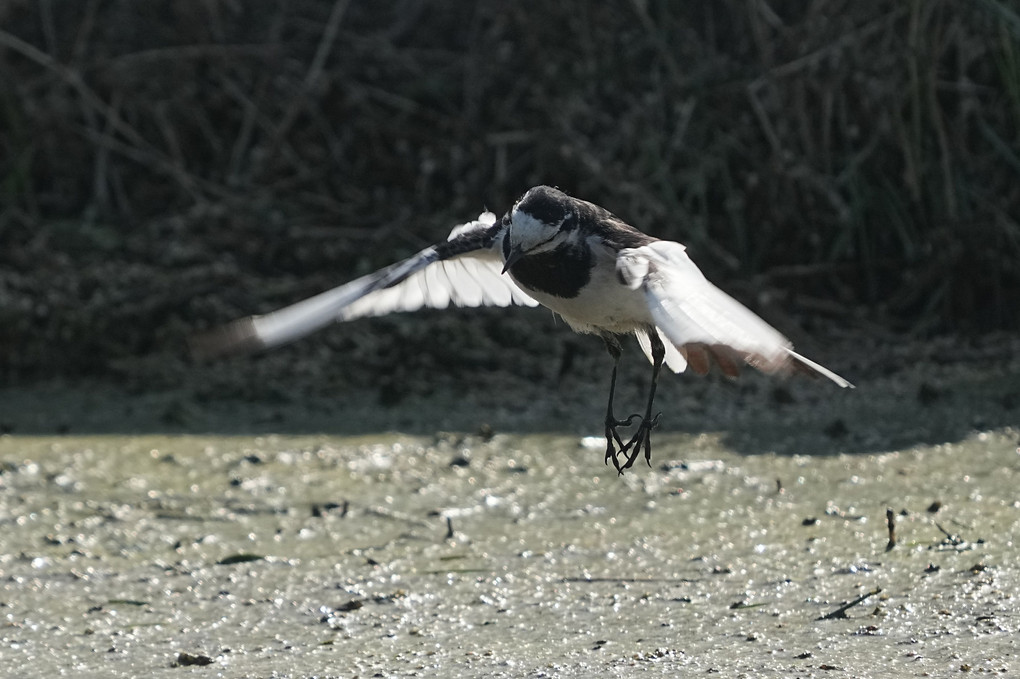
xmin=501 ymin=246 xmax=523 ymax=275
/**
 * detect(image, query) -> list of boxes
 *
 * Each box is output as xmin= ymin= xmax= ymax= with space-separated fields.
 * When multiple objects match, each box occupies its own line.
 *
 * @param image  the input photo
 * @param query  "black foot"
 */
xmin=619 ymin=412 xmax=662 ymax=470
xmin=605 ymin=413 xmax=641 ymax=472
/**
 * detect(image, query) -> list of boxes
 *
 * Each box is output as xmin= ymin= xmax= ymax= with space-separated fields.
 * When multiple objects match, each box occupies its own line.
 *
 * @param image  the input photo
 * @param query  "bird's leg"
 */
xmin=621 ymin=332 xmax=665 ymax=470
xmin=601 ymin=336 xmax=641 ymax=472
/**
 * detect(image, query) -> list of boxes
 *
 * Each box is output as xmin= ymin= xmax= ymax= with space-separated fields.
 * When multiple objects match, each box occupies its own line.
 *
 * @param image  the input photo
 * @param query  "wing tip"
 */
xmin=787 ymin=349 xmax=855 ymax=388
xmin=188 ymin=317 xmax=266 ymax=361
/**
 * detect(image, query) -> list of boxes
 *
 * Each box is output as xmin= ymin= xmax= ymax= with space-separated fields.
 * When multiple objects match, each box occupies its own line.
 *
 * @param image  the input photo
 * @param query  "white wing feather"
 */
xmin=193 ymin=213 xmax=537 ymax=356
xmin=619 ymin=242 xmax=852 ymax=387
xmin=635 ymin=327 xmax=688 ymax=374
xmin=336 ymin=249 xmax=536 ymax=322
xmin=335 ymin=212 xmax=536 ymax=320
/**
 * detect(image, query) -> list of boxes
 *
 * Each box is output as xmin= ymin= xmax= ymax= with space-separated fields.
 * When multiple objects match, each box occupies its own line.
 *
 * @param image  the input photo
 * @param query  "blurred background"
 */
xmin=1 ymin=1 xmax=1018 ymax=410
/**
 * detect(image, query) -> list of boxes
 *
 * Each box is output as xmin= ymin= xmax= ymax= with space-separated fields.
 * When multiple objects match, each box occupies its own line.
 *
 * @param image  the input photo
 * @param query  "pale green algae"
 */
xmin=0 ymin=429 xmax=1016 ymax=677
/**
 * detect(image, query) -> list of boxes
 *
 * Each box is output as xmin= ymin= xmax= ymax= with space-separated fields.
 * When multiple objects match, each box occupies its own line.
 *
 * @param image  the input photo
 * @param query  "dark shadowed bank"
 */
xmin=1 ymin=1 xmax=1019 ymax=392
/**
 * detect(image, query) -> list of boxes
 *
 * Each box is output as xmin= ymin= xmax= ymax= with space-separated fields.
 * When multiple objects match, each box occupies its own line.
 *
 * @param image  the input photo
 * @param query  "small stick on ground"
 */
xmin=445 ymin=516 xmax=455 ymax=540
xmin=932 ymin=520 xmax=971 ymax=550
xmin=934 ymin=520 xmax=961 ymax=542
xmin=818 ymin=587 xmax=882 ymax=620
xmin=885 ymin=508 xmax=896 ymax=551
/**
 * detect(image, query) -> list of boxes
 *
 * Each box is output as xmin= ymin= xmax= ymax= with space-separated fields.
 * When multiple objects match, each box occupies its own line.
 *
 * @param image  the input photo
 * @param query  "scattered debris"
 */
xmin=173 ymin=652 xmax=214 ymax=667
xmin=885 ymin=508 xmax=896 ymax=551
xmin=311 ymin=500 xmax=349 ymax=518
xmin=854 ymin=624 xmax=881 ymax=636
xmin=729 ymin=601 xmax=767 ymax=610
xmin=216 ymin=553 xmax=264 ymax=565
xmin=818 ymin=587 xmax=882 ymax=621
xmin=932 ymin=521 xmax=972 ymax=552
xmin=824 ymin=504 xmax=866 ymax=521
xmin=335 ymin=599 xmax=364 ymax=612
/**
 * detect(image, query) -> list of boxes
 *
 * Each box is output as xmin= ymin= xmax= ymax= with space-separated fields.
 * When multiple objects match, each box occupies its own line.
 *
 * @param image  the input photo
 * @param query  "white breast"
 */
xmin=511 ymin=239 xmax=653 ymax=336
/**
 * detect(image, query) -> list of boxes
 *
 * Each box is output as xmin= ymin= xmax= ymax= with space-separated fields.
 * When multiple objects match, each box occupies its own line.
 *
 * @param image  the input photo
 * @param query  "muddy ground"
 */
xmin=0 ymin=330 xmax=1018 ymax=677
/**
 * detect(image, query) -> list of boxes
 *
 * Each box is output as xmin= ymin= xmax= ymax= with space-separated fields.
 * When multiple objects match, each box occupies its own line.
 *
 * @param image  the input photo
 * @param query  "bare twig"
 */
xmin=0 ymin=28 xmax=149 ymax=150
xmin=269 ymin=0 xmax=352 ymax=149
xmin=629 ymin=0 xmax=686 ymax=89
xmin=818 ymin=587 xmax=882 ymax=620
xmin=0 ymin=27 xmax=220 ymax=200
xmin=108 ymin=44 xmax=274 ymax=69
xmin=885 ymin=508 xmax=897 ymax=551
xmin=562 ymin=576 xmax=695 ymax=584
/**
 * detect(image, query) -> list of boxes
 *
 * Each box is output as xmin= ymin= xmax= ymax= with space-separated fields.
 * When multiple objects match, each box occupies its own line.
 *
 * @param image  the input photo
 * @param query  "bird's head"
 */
xmin=501 ymin=185 xmax=577 ymax=273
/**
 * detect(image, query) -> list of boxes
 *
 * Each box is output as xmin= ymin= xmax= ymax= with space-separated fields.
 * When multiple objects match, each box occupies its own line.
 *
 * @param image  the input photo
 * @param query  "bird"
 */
xmin=192 ymin=185 xmax=853 ymax=472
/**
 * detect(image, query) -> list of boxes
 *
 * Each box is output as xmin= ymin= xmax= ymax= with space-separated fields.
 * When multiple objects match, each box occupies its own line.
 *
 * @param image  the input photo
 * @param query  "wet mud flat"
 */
xmin=1 ymin=427 xmax=1017 ymax=678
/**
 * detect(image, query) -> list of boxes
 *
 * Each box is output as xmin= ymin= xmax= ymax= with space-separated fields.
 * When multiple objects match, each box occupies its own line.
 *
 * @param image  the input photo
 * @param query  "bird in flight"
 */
xmin=193 ymin=185 xmax=853 ymax=472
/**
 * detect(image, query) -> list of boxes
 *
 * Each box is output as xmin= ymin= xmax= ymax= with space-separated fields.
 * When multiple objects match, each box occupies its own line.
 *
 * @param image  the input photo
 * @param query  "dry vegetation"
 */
xmin=1 ymin=0 xmax=1018 ymax=384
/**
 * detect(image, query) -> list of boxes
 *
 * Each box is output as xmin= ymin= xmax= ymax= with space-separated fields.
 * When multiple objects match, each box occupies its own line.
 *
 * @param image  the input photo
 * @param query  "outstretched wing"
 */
xmin=192 ymin=213 xmax=537 ymax=358
xmin=617 ymin=241 xmax=852 ymax=387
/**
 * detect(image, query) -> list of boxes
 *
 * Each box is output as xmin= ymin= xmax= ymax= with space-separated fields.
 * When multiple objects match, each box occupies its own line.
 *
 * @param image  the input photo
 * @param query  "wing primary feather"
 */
xmin=707 ymin=345 xmax=743 ymax=377
xmin=785 ymin=349 xmax=855 ymax=388
xmin=623 ymin=241 xmax=853 ymax=386
xmin=683 ymin=344 xmax=711 ymax=375
xmin=191 ymin=246 xmax=442 ymax=358
xmin=191 ymin=219 xmax=537 ymax=359
xmin=188 ymin=316 xmax=263 ymax=359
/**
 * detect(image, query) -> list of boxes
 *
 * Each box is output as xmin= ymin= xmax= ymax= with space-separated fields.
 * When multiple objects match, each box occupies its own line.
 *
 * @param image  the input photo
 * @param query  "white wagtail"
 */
xmin=193 ymin=185 xmax=853 ymax=471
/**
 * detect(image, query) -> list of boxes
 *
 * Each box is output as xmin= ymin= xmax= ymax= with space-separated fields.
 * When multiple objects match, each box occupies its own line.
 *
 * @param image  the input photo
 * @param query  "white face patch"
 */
xmin=509 ymin=208 xmax=567 ymax=255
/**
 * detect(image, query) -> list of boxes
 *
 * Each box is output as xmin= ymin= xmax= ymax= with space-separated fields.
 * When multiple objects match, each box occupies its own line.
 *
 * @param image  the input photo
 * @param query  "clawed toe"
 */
xmin=604 ymin=413 xmax=641 ymax=472
xmin=619 ymin=411 xmax=661 ymax=470
xmin=604 ymin=412 xmax=662 ymax=473
xmin=599 ymin=334 xmax=666 ymax=475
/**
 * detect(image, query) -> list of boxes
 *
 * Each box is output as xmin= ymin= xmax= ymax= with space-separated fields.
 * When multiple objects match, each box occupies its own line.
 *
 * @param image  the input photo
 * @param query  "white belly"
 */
xmin=511 ymin=249 xmax=653 ymax=336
